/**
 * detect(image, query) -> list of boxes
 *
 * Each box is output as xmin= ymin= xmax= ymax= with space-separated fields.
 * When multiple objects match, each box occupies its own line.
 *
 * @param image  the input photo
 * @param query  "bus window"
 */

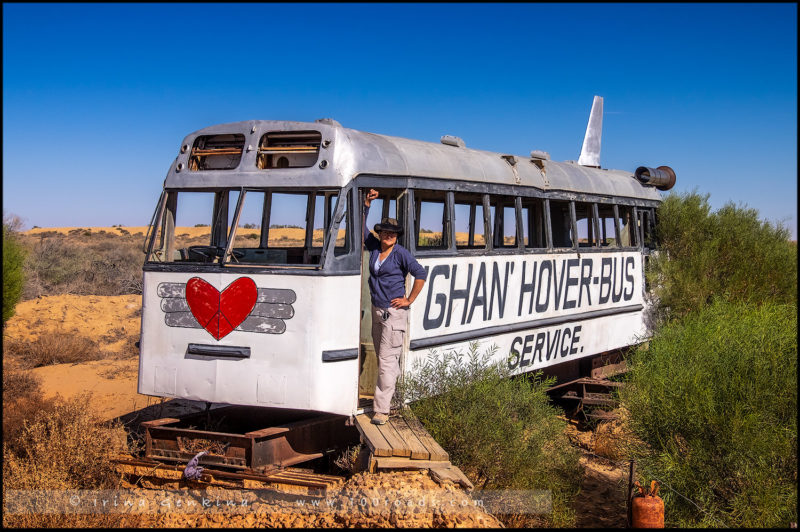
xmin=332 ymin=191 xmax=350 ymax=256
xmin=364 ymin=194 xmax=398 ymax=241
xmin=598 ymin=204 xmax=617 ymax=247
xmin=256 ymin=131 xmax=321 ymax=169
xmin=454 ymin=193 xmax=487 ymax=249
xmin=145 ymin=190 xmax=241 ymax=263
xmin=639 ymin=207 xmax=656 ymax=249
xmin=189 ymin=134 xmax=245 ymax=171
xmin=521 ymin=198 xmax=546 ymax=249
xmin=618 ymin=205 xmax=638 ymax=247
xmin=575 ymin=201 xmax=597 ymax=247
xmin=549 ymin=199 xmax=574 ymax=248
xmin=414 ymin=191 xmax=448 ymax=250
xmin=490 ymin=196 xmax=517 ymax=248
xmin=211 ymin=189 xmax=348 ymax=266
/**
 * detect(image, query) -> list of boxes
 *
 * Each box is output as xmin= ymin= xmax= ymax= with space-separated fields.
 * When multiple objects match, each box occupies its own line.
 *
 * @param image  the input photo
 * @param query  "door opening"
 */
xmin=358 ymin=187 xmax=402 ymax=407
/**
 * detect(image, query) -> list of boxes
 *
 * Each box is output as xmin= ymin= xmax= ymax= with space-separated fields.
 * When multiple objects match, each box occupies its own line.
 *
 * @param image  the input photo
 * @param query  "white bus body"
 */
xmin=138 ymin=113 xmax=670 ymax=417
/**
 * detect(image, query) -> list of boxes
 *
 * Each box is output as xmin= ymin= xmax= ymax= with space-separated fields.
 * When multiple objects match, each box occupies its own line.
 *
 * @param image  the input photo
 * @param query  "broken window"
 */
xmin=414 ymin=191 xmax=448 ymax=250
xmin=145 ymin=188 xmax=349 ymax=267
xmin=617 ymin=205 xmax=638 ymax=247
xmin=256 ymin=131 xmax=321 ymax=169
xmin=189 ymin=134 xmax=245 ymax=171
xmin=575 ymin=201 xmax=598 ymax=247
xmin=597 ymin=203 xmax=617 ymax=247
xmin=521 ymin=198 xmax=547 ymax=249
xmin=489 ymin=195 xmax=518 ymax=248
xmin=549 ymin=199 xmax=574 ymax=248
xmin=454 ymin=193 xmax=488 ymax=249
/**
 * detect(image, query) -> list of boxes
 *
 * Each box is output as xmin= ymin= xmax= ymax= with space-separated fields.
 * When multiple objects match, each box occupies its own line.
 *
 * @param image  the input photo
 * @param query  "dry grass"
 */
xmin=18 ymin=231 xmax=145 ymax=299
xmin=4 ymin=334 xmax=106 ymax=369
xmin=2 ymin=382 xmax=140 ymax=527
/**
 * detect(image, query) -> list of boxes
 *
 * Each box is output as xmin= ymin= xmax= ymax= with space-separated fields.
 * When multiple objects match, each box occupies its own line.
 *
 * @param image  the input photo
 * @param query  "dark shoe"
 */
xmin=371 ymin=413 xmax=389 ymax=425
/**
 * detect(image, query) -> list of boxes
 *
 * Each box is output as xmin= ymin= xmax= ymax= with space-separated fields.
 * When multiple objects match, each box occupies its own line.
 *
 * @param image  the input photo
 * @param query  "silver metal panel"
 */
xmin=164 ymin=119 xmax=663 ymax=202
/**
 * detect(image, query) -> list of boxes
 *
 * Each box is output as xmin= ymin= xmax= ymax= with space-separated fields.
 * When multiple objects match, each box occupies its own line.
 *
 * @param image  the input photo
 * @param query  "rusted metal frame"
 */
xmin=191 ymin=148 xmax=243 ymax=156
xmin=211 ymin=191 xmax=228 ymax=250
xmin=304 ymin=192 xmax=315 ymax=252
xmin=481 ymin=194 xmax=492 ymax=251
xmin=164 ymin=192 xmax=177 ymax=262
xmin=112 ymin=457 xmax=339 ymax=490
xmin=569 ymin=201 xmax=579 ymax=249
xmin=143 ymin=189 xmax=167 ymax=255
xmin=514 ymin=196 xmax=525 ymax=251
xmin=224 ymin=189 xmax=247 ymax=263
xmin=592 ymin=203 xmax=601 ymax=248
xmin=467 ymin=202 xmax=476 ymax=247
xmin=445 ymin=191 xmax=456 ymax=253
xmin=260 ymin=192 xmax=271 ymax=249
xmin=613 ymin=204 xmax=623 ymax=249
xmin=544 ymin=199 xmax=553 ymax=248
xmin=258 ymin=146 xmax=318 ymax=152
xmin=143 ymin=413 xmax=351 ymax=471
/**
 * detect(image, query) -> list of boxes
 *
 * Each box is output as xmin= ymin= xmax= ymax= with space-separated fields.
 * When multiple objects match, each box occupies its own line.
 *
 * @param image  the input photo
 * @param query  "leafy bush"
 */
xmin=401 ymin=342 xmax=582 ymax=527
xmin=649 ymin=191 xmax=796 ymax=322
xmin=3 ymin=223 xmax=26 ymax=324
xmin=619 ymin=300 xmax=797 ymax=527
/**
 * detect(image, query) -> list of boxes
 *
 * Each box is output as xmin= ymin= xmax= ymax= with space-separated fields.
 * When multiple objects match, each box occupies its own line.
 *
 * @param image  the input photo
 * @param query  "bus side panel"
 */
xmin=406 ymin=310 xmax=647 ymax=376
xmin=138 ymin=271 xmax=360 ymax=415
xmin=405 ymin=251 xmax=646 ymax=374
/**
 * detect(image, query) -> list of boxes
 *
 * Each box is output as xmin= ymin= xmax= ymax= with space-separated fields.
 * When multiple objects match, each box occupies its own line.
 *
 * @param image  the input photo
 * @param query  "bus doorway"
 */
xmin=358 ymin=187 xmax=405 ymax=408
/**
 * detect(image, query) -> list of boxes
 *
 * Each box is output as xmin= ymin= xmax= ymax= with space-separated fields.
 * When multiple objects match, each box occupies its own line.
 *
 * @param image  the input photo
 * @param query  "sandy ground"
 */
xmin=4 ymin=230 xmax=631 ymax=526
xmin=3 ymin=294 xmax=208 ymax=421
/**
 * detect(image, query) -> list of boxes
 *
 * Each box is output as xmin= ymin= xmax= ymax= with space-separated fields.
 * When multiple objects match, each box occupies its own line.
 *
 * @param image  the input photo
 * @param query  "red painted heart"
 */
xmin=185 ymin=277 xmax=257 ymax=340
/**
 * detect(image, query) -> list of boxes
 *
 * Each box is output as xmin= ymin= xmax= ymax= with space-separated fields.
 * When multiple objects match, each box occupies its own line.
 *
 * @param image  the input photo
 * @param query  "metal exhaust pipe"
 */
xmin=635 ymin=165 xmax=676 ymax=191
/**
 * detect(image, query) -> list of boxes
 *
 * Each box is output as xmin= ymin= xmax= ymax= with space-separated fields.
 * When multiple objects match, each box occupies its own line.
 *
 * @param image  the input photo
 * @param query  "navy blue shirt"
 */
xmin=363 ymin=206 xmax=427 ymax=309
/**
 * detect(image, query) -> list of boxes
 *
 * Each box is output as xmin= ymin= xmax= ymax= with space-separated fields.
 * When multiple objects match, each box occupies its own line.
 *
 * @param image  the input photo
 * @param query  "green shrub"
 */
xmin=619 ymin=300 xmax=797 ymax=527
xmin=3 ymin=224 xmax=27 ymax=324
xmin=401 ymin=342 xmax=582 ymax=527
xmin=649 ymin=191 xmax=796 ymax=322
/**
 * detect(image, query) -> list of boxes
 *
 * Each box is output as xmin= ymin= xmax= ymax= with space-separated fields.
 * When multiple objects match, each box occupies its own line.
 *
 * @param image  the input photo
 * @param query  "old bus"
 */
xmin=139 ymin=105 xmax=674 ymax=416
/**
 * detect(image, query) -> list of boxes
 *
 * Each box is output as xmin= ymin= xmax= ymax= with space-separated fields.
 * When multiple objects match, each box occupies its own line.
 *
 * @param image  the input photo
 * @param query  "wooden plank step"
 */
xmin=430 ymin=464 xmax=474 ymax=491
xmin=390 ymin=416 xmax=430 ymax=460
xmin=402 ymin=415 xmax=449 ymax=462
xmin=377 ymin=420 xmax=412 ymax=458
xmin=354 ymin=414 xmax=393 ymax=457
xmin=374 ymin=457 xmax=451 ymax=470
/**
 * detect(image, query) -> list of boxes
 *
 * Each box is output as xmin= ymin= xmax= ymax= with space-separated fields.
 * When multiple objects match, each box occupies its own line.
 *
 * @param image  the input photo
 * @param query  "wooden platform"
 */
xmin=353 ymin=412 xmax=473 ymax=490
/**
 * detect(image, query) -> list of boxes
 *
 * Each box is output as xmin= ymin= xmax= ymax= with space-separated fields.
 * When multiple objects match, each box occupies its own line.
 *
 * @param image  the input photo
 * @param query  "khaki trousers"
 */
xmin=371 ymin=305 xmax=407 ymax=414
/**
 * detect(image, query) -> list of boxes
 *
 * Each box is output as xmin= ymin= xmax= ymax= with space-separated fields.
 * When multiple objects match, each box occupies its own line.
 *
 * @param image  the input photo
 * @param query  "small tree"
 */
xmin=3 ymin=223 xmax=27 ymax=324
xmin=648 ymin=191 xmax=796 ymax=322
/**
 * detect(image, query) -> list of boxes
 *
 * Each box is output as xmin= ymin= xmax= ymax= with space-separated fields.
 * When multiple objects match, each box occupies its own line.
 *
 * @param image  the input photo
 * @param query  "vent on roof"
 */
xmin=256 ymin=131 xmax=322 ymax=169
xmin=189 ymin=134 xmax=245 ymax=171
xmin=440 ymin=135 xmax=465 ymax=148
xmin=530 ymin=150 xmax=550 ymax=160
xmin=315 ymin=118 xmax=341 ymax=127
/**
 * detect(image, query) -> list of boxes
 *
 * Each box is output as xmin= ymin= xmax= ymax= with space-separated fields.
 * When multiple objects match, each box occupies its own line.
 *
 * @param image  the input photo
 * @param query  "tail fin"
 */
xmin=578 ymin=95 xmax=603 ymax=167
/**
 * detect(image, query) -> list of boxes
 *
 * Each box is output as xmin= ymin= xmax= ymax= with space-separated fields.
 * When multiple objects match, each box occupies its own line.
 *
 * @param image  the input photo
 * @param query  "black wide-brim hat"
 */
xmin=374 ymin=217 xmax=403 ymax=235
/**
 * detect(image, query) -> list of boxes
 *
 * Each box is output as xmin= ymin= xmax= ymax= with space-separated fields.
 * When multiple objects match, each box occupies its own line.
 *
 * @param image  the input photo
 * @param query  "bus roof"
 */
xmin=164 ymin=119 xmax=663 ymax=202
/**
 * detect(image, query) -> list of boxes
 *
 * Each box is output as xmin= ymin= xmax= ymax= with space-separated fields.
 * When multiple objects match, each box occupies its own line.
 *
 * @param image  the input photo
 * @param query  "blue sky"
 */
xmin=3 ymin=3 xmax=797 ymax=238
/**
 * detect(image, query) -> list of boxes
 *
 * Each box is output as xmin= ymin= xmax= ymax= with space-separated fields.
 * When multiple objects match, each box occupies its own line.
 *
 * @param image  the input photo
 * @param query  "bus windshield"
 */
xmin=145 ymin=188 xmax=349 ymax=267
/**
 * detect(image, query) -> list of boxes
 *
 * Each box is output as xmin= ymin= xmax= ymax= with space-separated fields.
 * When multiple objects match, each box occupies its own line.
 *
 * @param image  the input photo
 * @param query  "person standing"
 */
xmin=363 ymin=189 xmax=427 ymax=425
